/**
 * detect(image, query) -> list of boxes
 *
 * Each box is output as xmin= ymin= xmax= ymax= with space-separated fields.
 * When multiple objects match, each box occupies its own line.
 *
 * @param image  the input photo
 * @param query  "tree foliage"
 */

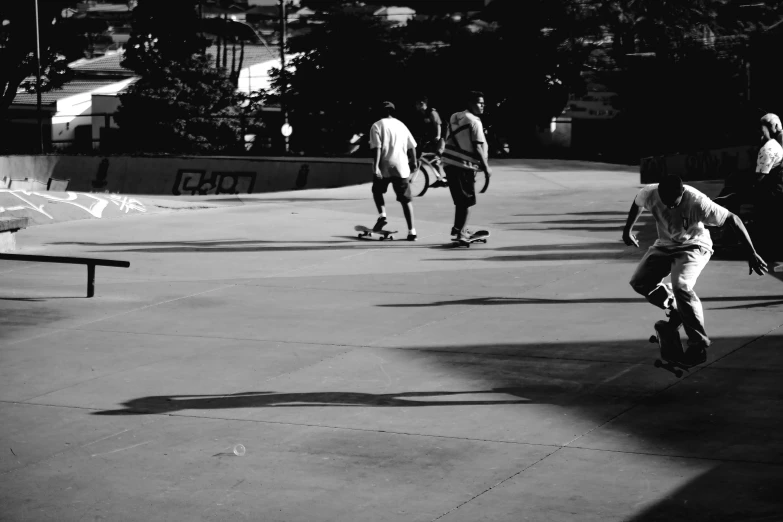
xmin=115 ymin=0 xmax=253 ymax=153
xmin=0 ymin=1 xmax=77 ymax=116
xmin=264 ymin=5 xmax=412 ymax=155
xmin=265 ymin=0 xmax=595 ymax=155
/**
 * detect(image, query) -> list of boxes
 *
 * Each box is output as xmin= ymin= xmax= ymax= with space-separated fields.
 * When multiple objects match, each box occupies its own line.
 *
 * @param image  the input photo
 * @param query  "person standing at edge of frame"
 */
xmin=369 ymin=101 xmax=419 ymax=241
xmin=440 ymin=91 xmax=492 ymax=241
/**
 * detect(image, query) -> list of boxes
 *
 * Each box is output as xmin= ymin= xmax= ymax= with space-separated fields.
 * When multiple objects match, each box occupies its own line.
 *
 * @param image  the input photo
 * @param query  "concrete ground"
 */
xmin=1 ymin=159 xmax=781 ymax=522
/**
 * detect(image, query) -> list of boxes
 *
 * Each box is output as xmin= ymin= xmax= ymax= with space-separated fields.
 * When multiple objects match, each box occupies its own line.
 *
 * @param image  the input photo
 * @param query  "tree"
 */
xmin=264 ymin=4 xmax=412 ymax=155
xmin=589 ymin=0 xmax=774 ymax=157
xmin=115 ymin=0 xmax=253 ymax=153
xmin=0 ymin=1 xmax=76 ymax=117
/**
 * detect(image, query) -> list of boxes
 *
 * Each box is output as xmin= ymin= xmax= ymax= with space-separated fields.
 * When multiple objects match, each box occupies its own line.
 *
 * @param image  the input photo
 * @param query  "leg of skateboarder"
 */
xmin=371 ymin=178 xmax=415 ymax=234
xmin=623 ymin=175 xmax=767 ymax=365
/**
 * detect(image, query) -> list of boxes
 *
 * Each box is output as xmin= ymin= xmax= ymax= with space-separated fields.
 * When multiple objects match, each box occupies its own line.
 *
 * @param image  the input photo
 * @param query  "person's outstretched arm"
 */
xmin=725 ymin=213 xmax=768 ymax=275
xmin=622 ymin=201 xmax=642 ymax=247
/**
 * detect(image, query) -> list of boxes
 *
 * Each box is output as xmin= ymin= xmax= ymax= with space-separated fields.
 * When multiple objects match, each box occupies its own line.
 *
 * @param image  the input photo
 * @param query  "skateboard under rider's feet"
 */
xmin=452 ymin=230 xmax=490 ymax=248
xmin=355 ymin=225 xmax=399 ymax=241
xmin=649 ymin=320 xmax=692 ymax=378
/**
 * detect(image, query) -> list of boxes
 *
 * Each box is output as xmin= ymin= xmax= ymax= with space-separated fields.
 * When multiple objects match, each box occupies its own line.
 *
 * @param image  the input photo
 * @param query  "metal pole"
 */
xmin=34 ymin=0 xmax=45 ymax=153
xmin=280 ymin=0 xmax=289 ymax=154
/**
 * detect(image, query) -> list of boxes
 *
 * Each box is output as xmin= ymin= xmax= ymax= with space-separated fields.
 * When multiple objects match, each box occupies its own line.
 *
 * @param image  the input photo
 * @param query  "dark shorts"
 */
xmin=445 ymin=165 xmax=476 ymax=207
xmin=372 ymin=176 xmax=412 ymax=203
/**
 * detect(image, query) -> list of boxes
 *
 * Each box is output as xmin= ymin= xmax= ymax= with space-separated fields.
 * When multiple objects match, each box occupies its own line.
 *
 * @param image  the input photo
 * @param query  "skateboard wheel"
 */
xmin=654 ymin=359 xmax=662 ymax=368
xmin=649 ymin=335 xmax=657 ymax=344
xmin=388 ymin=236 xmax=394 ymax=240
xmin=674 ymin=370 xmax=683 ymax=378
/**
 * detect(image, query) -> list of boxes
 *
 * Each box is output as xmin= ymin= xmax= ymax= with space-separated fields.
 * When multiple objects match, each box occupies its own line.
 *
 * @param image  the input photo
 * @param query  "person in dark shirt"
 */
xmin=410 ymin=96 xmax=447 ymax=187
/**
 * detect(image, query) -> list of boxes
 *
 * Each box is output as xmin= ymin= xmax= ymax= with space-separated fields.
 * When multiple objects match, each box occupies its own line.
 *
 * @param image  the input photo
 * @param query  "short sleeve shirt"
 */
xmin=369 ymin=117 xmax=417 ymax=178
xmin=756 ymin=139 xmax=783 ymax=196
xmin=442 ymin=111 xmax=486 ymax=171
xmin=634 ymin=184 xmax=730 ymax=251
xmin=756 ymin=139 xmax=783 ymax=174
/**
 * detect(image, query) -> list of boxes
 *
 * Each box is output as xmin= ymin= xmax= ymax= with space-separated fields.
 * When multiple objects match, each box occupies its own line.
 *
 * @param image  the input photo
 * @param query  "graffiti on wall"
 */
xmin=0 ymin=190 xmax=146 ymax=220
xmin=172 ymin=170 xmax=257 ymax=196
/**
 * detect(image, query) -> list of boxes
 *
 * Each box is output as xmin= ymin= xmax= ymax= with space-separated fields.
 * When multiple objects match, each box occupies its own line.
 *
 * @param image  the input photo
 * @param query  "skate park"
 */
xmin=1 ymin=158 xmax=781 ymax=521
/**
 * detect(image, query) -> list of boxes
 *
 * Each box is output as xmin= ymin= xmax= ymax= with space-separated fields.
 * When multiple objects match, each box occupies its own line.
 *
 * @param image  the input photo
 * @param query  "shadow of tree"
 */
xmin=376 ymin=295 xmax=783 ymax=309
xmin=93 ymin=389 xmax=533 ymax=415
xmin=44 ymin=238 xmax=430 ymax=254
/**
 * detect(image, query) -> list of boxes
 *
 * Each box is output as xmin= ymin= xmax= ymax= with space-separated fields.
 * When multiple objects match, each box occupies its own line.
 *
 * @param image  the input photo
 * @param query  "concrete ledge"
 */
xmin=0 ymin=216 xmax=30 ymax=253
xmin=0 ymin=155 xmax=372 ymax=196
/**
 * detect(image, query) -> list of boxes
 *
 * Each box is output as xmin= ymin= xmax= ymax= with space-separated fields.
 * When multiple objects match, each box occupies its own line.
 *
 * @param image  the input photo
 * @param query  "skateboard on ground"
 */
xmin=355 ymin=225 xmax=399 ymax=241
xmin=648 ymin=320 xmax=691 ymax=378
xmin=452 ymin=230 xmax=490 ymax=248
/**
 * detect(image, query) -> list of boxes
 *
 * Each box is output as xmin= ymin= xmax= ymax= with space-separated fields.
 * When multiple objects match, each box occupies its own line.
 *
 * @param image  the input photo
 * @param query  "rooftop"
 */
xmin=69 ymin=52 xmax=133 ymax=77
xmin=12 ymin=79 xmax=129 ymax=107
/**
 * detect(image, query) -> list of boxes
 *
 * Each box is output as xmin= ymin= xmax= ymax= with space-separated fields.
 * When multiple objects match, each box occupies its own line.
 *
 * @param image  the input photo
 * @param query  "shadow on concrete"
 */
xmin=172 ymin=197 xmax=363 ymax=205
xmin=429 ymin=248 xmax=638 ymax=262
xmin=376 ymin=295 xmax=783 ymax=309
xmin=88 ymin=334 xmax=783 ymax=520
xmin=519 ymin=225 xmax=647 ymax=233
xmin=492 ymin=242 xmax=626 ymax=252
xmin=511 ymin=211 xmax=631 ymax=217
xmin=0 ymin=297 xmax=82 ymax=302
xmin=496 ymin=218 xmax=645 ymax=226
xmin=92 ymin=389 xmax=533 ymax=415
xmin=44 ymin=238 xmax=429 ymax=254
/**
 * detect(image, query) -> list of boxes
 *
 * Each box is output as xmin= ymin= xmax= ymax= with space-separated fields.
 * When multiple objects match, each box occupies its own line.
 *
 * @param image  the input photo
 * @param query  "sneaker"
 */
xmin=450 ymin=227 xmax=460 ymax=238
xmin=407 ymin=233 xmax=417 ymax=241
xmin=373 ymin=216 xmax=388 ymax=232
xmin=431 ymin=179 xmax=447 ymax=188
xmin=456 ymin=231 xmax=473 ymax=243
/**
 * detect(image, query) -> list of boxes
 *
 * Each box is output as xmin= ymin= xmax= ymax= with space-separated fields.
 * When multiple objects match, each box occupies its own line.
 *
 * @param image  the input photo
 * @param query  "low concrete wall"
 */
xmin=0 ymin=155 xmax=372 ymax=196
xmin=640 ymin=145 xmax=757 ymax=184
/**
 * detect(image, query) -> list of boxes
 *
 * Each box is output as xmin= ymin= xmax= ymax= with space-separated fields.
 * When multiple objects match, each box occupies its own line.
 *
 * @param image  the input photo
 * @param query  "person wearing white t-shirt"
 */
xmin=752 ymin=114 xmax=783 ymax=263
xmin=717 ymin=113 xmax=783 ymax=209
xmin=622 ymin=175 xmax=767 ymax=366
xmin=369 ymin=101 xmax=419 ymax=240
xmin=715 ymin=114 xmax=783 ymax=264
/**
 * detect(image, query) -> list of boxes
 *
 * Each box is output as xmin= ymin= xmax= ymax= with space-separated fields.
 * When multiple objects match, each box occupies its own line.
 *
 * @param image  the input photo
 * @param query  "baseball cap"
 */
xmin=381 ymin=101 xmax=395 ymax=110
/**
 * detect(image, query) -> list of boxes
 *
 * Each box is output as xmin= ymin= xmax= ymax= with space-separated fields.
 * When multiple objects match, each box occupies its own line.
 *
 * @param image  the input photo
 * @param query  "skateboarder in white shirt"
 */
xmin=622 ymin=175 xmax=767 ymax=365
xmin=369 ymin=101 xmax=419 ymax=241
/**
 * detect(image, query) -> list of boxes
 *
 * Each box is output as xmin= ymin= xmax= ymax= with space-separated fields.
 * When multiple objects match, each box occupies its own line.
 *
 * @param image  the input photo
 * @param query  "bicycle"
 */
xmin=409 ymin=152 xmax=490 ymax=197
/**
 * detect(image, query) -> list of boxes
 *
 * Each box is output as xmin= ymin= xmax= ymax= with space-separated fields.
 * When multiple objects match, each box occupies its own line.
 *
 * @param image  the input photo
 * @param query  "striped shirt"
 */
xmin=442 ymin=111 xmax=485 ymax=171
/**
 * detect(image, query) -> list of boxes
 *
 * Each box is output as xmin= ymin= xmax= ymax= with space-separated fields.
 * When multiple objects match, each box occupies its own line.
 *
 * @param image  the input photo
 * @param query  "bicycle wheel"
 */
xmin=477 ymin=170 xmax=490 ymax=193
xmin=409 ymin=163 xmax=430 ymax=197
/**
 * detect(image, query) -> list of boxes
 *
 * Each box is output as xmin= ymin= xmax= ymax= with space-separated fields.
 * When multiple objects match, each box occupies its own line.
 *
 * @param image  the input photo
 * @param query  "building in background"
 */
xmin=7 ymin=45 xmax=281 ymax=153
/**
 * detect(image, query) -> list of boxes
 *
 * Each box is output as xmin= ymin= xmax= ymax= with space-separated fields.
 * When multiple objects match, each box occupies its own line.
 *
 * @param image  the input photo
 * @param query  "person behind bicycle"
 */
xmin=409 ymin=96 xmax=447 ymax=187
